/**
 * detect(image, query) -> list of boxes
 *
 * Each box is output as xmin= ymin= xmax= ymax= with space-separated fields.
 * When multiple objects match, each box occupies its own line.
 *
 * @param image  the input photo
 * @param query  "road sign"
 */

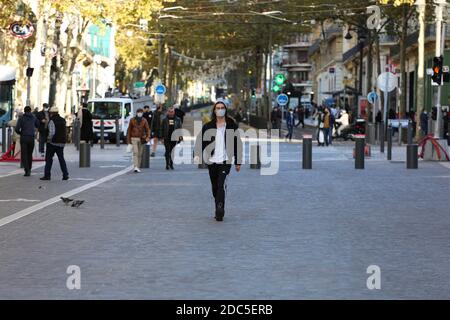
xmin=367 ymin=91 xmax=378 ymax=104
xmin=276 ymin=94 xmax=289 ymax=106
xmin=134 ymin=81 xmax=145 ymax=88
xmin=155 ymin=84 xmax=166 ymax=95
xmin=376 ymin=72 xmax=397 ymax=92
xmin=9 ymin=21 xmax=34 ymax=39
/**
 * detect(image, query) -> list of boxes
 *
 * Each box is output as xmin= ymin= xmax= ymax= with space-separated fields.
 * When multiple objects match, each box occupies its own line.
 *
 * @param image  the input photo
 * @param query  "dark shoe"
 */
xmin=215 ymin=202 xmax=225 ymax=221
xmin=150 ymin=152 xmax=155 ymax=157
xmin=166 ymin=165 xmax=170 ymax=170
xmin=62 ymin=176 xmax=69 ymax=181
xmin=170 ymin=164 xmax=174 ymax=170
xmin=40 ymin=176 xmax=50 ymax=181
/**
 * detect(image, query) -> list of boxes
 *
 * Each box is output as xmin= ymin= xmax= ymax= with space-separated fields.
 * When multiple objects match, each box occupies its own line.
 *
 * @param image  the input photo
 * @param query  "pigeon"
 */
xmin=71 ymin=200 xmax=85 ymax=208
xmin=61 ymin=197 xmax=74 ymax=206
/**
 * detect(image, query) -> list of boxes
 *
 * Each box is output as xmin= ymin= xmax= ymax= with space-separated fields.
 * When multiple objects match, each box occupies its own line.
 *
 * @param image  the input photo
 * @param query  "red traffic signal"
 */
xmin=432 ymin=56 xmax=443 ymax=86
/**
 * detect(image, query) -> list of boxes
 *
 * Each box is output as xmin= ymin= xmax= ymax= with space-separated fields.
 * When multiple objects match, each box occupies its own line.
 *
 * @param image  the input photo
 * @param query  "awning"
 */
xmin=0 ymin=65 xmax=16 ymax=84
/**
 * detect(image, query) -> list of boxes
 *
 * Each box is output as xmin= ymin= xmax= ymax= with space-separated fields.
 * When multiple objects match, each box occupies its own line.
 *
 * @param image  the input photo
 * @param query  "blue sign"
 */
xmin=276 ymin=94 xmax=289 ymax=106
xmin=155 ymin=84 xmax=166 ymax=95
xmin=367 ymin=91 xmax=378 ymax=104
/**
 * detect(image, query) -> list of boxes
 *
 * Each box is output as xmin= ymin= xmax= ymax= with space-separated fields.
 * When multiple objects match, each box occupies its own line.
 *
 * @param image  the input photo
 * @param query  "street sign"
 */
xmin=155 ymin=84 xmax=166 ymax=95
xmin=444 ymin=66 xmax=449 ymax=73
xmin=134 ymin=81 xmax=145 ymax=88
xmin=276 ymin=94 xmax=289 ymax=106
xmin=376 ymin=72 xmax=397 ymax=92
xmin=367 ymin=91 xmax=378 ymax=104
xmin=9 ymin=20 xmax=34 ymax=39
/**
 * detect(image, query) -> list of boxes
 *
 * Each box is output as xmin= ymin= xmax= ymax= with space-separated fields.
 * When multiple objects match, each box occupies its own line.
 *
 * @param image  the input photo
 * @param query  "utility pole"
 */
xmin=434 ymin=0 xmax=447 ymax=139
xmin=416 ymin=0 xmax=426 ymax=139
xmin=158 ymin=35 xmax=164 ymax=84
xmin=268 ymin=24 xmax=273 ymax=120
xmin=26 ymin=49 xmax=32 ymax=107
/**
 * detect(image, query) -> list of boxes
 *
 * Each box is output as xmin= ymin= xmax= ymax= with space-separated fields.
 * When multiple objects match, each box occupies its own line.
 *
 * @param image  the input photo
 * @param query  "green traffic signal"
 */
xmin=275 ymin=74 xmax=286 ymax=86
xmin=272 ymin=85 xmax=281 ymax=92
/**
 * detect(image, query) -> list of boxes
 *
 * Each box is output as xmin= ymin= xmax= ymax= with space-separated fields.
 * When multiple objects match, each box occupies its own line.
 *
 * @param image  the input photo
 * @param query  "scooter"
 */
xmin=334 ymin=119 xmax=365 ymax=141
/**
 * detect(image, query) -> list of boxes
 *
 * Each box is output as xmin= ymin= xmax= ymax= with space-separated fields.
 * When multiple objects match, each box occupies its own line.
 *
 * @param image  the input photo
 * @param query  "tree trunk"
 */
xmin=399 ymin=6 xmax=408 ymax=118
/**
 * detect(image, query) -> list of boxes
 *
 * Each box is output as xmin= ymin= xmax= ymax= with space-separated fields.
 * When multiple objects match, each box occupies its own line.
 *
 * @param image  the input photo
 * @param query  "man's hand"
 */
xmin=194 ymin=156 xmax=200 ymax=164
xmin=235 ymin=165 xmax=241 ymax=172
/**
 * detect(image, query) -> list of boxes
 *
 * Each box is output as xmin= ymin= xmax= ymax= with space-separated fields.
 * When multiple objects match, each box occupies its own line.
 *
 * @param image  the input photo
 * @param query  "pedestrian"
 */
xmin=420 ymin=110 xmax=428 ymax=136
xmin=285 ymin=108 xmax=295 ymax=142
xmin=151 ymin=104 xmax=163 ymax=157
xmin=194 ymin=101 xmax=243 ymax=222
xmin=77 ymin=103 xmax=93 ymax=144
xmin=322 ymin=108 xmax=331 ymax=146
xmin=295 ymin=105 xmax=305 ymax=128
xmin=127 ymin=108 xmax=150 ymax=173
xmin=40 ymin=107 xmax=69 ymax=181
xmin=328 ymin=107 xmax=335 ymax=145
xmin=316 ymin=109 xmax=326 ymax=146
xmin=161 ymin=106 xmax=182 ymax=170
xmin=15 ymin=106 xmax=39 ymax=176
xmin=234 ymin=108 xmax=243 ymax=127
xmin=271 ymin=107 xmax=278 ymax=129
xmin=174 ymin=104 xmax=186 ymax=124
xmin=35 ymin=103 xmax=50 ymax=157
xmin=142 ymin=105 xmax=153 ymax=134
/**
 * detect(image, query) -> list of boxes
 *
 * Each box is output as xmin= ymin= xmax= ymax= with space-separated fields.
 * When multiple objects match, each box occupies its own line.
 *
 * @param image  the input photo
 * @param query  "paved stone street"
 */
xmin=0 ymin=115 xmax=450 ymax=299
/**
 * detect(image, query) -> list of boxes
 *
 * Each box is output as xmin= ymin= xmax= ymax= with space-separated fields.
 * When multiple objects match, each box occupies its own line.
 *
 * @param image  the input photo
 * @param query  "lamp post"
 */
xmin=91 ymin=55 xmax=102 ymax=99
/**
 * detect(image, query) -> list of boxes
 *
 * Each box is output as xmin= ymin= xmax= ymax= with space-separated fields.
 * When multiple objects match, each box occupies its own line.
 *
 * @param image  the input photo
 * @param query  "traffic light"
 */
xmin=432 ymin=107 xmax=437 ymax=121
xmin=432 ymin=56 xmax=443 ymax=86
xmin=273 ymin=74 xmax=286 ymax=93
xmin=251 ymin=88 xmax=256 ymax=98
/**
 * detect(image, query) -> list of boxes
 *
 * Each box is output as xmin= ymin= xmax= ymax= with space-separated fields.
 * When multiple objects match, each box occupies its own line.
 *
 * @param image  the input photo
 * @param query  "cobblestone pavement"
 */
xmin=0 ymin=116 xmax=449 ymax=299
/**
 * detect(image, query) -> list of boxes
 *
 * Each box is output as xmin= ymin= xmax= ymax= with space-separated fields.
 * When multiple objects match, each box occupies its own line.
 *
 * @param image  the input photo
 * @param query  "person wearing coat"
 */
xmin=127 ymin=108 xmax=150 ymax=173
xmin=15 ymin=106 xmax=39 ymax=176
xmin=77 ymin=103 xmax=93 ymax=143
xmin=161 ymin=107 xmax=183 ymax=170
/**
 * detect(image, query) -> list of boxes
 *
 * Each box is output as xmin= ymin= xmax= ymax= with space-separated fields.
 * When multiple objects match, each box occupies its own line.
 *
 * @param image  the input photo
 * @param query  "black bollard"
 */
xmin=387 ymin=126 xmax=393 ymax=161
xmin=302 ymin=135 xmax=312 ymax=169
xmin=141 ymin=144 xmax=150 ymax=168
xmin=355 ymin=135 xmax=365 ymax=169
xmin=100 ymin=118 xmax=105 ymax=149
xmin=406 ymin=144 xmax=418 ymax=169
xmin=1 ymin=122 xmax=6 ymax=154
xmin=250 ymin=144 xmax=261 ymax=169
xmin=115 ymin=118 xmax=120 ymax=147
xmin=379 ymin=122 xmax=385 ymax=153
xmin=407 ymin=120 xmax=413 ymax=145
xmin=79 ymin=141 xmax=91 ymax=168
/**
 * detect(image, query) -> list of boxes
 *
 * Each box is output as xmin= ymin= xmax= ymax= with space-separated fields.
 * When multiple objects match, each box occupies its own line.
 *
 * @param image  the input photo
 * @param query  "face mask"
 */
xmin=215 ymin=109 xmax=226 ymax=117
xmin=137 ymin=113 xmax=143 ymax=118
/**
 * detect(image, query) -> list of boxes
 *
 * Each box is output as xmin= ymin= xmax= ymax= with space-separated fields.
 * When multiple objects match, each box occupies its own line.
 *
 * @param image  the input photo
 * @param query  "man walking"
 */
xmin=285 ymin=108 xmax=295 ymax=142
xmin=15 ymin=106 xmax=39 ymax=176
xmin=127 ymin=108 xmax=150 ymax=173
xmin=142 ymin=105 xmax=153 ymax=133
xmin=36 ymin=103 xmax=50 ymax=157
xmin=161 ymin=107 xmax=182 ymax=170
xmin=295 ymin=105 xmax=305 ymax=128
xmin=194 ymin=101 xmax=243 ymax=222
xmin=77 ymin=103 xmax=93 ymax=144
xmin=40 ymin=107 xmax=69 ymax=181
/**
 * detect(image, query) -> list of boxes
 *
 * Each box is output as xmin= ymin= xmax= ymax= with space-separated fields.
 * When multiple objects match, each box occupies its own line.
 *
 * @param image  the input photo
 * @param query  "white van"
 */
xmin=87 ymin=97 xmax=133 ymax=143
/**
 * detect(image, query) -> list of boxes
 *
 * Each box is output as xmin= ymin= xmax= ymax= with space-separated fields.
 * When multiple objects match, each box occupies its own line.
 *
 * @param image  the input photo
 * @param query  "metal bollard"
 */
xmin=100 ymin=118 xmax=105 ymax=149
xmin=1 ymin=122 xmax=6 ymax=154
xmin=355 ymin=135 xmax=365 ymax=169
xmin=387 ymin=126 xmax=393 ymax=161
xmin=250 ymin=144 xmax=261 ymax=169
xmin=406 ymin=144 xmax=418 ymax=169
xmin=115 ymin=118 xmax=120 ymax=147
xmin=379 ymin=122 xmax=385 ymax=153
xmin=407 ymin=121 xmax=413 ymax=145
xmin=141 ymin=144 xmax=150 ymax=168
xmin=302 ymin=135 xmax=312 ymax=169
xmin=79 ymin=141 xmax=91 ymax=168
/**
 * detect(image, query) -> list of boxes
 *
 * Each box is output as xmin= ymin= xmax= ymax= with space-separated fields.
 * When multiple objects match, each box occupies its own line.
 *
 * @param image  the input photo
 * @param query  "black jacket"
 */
xmin=194 ymin=117 xmax=243 ymax=165
xmin=35 ymin=110 xmax=49 ymax=132
xmin=151 ymin=111 xmax=163 ymax=134
xmin=15 ymin=112 xmax=39 ymax=138
xmin=143 ymin=111 xmax=153 ymax=131
xmin=79 ymin=108 xmax=93 ymax=141
xmin=161 ymin=116 xmax=182 ymax=141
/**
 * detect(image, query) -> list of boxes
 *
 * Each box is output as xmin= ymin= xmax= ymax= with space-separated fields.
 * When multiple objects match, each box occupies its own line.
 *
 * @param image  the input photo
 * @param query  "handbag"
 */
xmin=319 ymin=122 xmax=324 ymax=129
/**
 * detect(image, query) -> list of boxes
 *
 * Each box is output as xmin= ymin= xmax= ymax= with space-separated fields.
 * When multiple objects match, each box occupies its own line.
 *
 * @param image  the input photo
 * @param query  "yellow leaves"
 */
xmin=378 ymin=0 xmax=415 ymax=6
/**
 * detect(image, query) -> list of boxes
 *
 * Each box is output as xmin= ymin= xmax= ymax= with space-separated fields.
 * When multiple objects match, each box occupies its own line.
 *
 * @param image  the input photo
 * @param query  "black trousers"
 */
xmin=44 ymin=143 xmax=69 ymax=178
xmin=20 ymin=136 xmax=35 ymax=174
xmin=164 ymin=141 xmax=177 ymax=166
xmin=208 ymin=163 xmax=231 ymax=209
